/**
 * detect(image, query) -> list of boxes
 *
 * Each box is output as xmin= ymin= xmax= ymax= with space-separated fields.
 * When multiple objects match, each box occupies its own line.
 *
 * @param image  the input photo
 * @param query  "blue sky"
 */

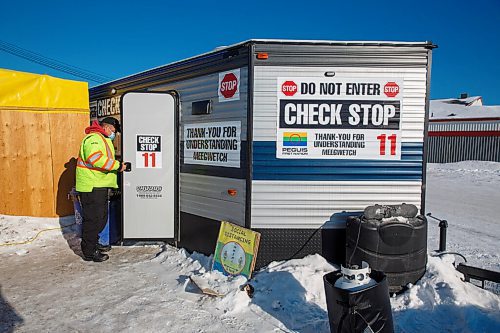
xmin=1 ymin=0 xmax=499 ymax=103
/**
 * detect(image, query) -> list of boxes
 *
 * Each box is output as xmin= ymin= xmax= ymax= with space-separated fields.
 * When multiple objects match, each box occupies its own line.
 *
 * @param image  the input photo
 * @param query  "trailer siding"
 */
xmin=251 ymin=180 xmax=422 ymax=229
xmin=251 ymin=59 xmax=429 ymax=229
xmin=253 ymin=44 xmax=430 ymax=68
xmin=149 ymin=67 xmax=249 ymax=226
xmin=89 ymin=46 xmax=250 ymax=98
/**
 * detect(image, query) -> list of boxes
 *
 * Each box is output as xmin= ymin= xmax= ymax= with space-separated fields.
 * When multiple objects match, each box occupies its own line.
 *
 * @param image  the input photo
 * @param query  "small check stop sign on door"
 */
xmin=136 ymin=135 xmax=162 ymax=168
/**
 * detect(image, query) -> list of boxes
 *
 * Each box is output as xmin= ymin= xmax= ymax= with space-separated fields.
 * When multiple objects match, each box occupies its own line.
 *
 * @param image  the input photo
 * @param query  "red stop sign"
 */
xmin=384 ymin=82 xmax=400 ymax=97
xmin=282 ymin=81 xmax=297 ymax=96
xmin=220 ymin=73 xmax=238 ymax=98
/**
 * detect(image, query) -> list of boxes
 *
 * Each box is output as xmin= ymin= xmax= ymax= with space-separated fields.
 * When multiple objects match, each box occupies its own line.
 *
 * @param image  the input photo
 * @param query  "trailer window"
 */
xmin=192 ymin=100 xmax=212 ymax=115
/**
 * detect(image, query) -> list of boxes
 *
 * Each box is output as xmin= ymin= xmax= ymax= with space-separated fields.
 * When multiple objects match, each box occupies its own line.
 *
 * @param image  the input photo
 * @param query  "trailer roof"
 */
xmin=232 ymin=39 xmax=436 ymax=48
xmin=90 ymin=39 xmax=436 ymax=95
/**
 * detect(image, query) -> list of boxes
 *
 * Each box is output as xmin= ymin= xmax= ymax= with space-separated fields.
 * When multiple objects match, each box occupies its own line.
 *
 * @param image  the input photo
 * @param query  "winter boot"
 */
xmin=83 ymin=249 xmax=109 ymax=262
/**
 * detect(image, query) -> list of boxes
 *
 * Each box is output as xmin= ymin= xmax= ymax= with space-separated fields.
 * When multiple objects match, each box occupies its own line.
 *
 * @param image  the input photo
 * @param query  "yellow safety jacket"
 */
xmin=76 ymin=132 xmax=120 ymax=192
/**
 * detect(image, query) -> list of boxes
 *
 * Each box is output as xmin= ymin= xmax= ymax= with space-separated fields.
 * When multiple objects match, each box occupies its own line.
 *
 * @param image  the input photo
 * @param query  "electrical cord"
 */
xmin=288 ymin=226 xmax=323 ymax=260
xmin=263 ymin=225 xmax=323 ymax=271
xmin=355 ymin=309 xmax=381 ymax=333
xmin=248 ymin=227 xmax=320 ymax=275
xmin=0 ymin=222 xmax=76 ymax=247
xmin=431 ymin=251 xmax=467 ymax=263
xmin=262 ymin=215 xmax=361 ymax=271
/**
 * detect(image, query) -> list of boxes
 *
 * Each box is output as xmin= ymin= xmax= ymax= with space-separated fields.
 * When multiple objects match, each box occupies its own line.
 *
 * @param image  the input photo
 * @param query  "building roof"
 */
xmin=429 ymin=96 xmax=500 ymax=120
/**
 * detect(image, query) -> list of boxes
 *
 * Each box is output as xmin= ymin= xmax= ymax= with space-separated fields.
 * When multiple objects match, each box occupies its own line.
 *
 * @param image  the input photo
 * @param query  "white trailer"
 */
xmin=89 ymin=39 xmax=436 ymax=268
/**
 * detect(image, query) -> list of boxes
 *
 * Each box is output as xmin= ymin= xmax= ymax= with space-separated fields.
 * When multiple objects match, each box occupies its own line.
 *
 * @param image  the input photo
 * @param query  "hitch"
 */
xmin=457 ymin=263 xmax=500 ymax=294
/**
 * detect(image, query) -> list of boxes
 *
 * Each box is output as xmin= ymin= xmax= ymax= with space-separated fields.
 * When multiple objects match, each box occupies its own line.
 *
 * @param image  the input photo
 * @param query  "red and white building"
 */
xmin=428 ymin=96 xmax=500 ymax=162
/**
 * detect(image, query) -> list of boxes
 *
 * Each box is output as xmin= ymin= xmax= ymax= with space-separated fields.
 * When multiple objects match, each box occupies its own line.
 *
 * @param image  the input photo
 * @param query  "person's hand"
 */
xmin=120 ymin=162 xmax=127 ymax=172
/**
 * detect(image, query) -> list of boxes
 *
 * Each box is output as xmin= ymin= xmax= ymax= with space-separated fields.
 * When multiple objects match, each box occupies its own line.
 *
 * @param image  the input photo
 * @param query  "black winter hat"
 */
xmin=101 ymin=117 xmax=121 ymax=132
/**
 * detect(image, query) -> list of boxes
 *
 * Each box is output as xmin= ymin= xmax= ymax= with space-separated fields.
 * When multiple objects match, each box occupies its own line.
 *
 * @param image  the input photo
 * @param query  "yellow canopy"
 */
xmin=0 ymin=68 xmax=89 ymax=112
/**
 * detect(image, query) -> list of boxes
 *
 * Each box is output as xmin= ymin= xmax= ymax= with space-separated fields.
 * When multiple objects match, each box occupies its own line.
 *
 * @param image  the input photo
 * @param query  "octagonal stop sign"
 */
xmin=220 ymin=73 xmax=238 ymax=99
xmin=384 ymin=82 xmax=400 ymax=98
xmin=282 ymin=81 xmax=297 ymax=96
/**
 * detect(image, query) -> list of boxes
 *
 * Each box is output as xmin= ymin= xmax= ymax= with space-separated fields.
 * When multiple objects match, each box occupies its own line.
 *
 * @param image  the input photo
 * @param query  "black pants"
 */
xmin=80 ymin=188 xmax=109 ymax=257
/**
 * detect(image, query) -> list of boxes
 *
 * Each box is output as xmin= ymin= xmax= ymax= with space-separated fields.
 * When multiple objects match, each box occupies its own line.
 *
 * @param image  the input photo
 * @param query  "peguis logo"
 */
xmin=283 ymin=132 xmax=307 ymax=147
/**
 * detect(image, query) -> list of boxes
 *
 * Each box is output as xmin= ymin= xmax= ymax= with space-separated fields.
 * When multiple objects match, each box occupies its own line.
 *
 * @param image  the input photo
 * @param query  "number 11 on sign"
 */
xmin=377 ymin=134 xmax=397 ymax=156
xmin=142 ymin=152 xmax=156 ymax=167
xmin=136 ymin=152 xmax=162 ymax=168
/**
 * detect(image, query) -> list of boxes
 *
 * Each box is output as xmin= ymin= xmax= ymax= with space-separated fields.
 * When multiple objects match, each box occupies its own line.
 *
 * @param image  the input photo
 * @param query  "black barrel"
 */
xmin=345 ymin=205 xmax=427 ymax=293
xmin=323 ymin=270 xmax=394 ymax=333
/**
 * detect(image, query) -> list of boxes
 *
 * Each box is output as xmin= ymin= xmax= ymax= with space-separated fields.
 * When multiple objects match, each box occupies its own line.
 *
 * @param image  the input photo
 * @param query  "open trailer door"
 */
xmin=121 ymin=91 xmax=178 ymax=240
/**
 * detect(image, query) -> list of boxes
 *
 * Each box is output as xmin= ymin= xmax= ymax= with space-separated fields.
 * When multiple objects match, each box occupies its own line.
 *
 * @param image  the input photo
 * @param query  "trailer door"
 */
xmin=121 ymin=91 xmax=178 ymax=239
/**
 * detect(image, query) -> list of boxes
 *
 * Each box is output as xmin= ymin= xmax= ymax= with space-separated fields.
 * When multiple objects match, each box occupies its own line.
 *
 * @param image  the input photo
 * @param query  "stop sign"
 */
xmin=282 ymin=81 xmax=297 ymax=96
xmin=384 ymin=82 xmax=400 ymax=98
xmin=220 ymin=73 xmax=238 ymax=99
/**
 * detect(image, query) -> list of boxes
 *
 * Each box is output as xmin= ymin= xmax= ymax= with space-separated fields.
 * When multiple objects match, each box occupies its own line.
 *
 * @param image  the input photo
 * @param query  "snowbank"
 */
xmin=147 ymin=245 xmax=500 ymax=333
xmin=140 ymin=243 xmax=500 ymax=332
xmin=392 ymin=255 xmax=500 ymax=332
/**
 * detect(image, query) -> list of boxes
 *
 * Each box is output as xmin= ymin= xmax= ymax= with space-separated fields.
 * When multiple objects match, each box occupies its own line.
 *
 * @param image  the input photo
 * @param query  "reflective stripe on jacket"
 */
xmin=75 ymin=132 xmax=120 ymax=192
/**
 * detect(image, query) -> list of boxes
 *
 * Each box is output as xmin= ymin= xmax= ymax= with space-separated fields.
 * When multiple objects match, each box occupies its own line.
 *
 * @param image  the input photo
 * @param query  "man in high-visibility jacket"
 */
xmin=76 ymin=117 xmax=126 ymax=262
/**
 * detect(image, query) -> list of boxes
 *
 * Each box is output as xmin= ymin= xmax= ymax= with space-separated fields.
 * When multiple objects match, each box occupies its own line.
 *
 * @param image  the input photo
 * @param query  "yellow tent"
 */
xmin=0 ymin=69 xmax=89 ymax=217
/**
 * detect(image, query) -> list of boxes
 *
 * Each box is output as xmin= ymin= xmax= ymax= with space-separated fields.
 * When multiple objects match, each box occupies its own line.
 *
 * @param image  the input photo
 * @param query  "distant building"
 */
xmin=427 ymin=94 xmax=500 ymax=163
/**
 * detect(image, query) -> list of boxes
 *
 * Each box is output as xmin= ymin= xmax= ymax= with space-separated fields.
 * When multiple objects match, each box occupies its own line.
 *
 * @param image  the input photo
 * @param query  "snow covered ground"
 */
xmin=426 ymin=161 xmax=500 ymax=272
xmin=1 ymin=161 xmax=499 ymax=332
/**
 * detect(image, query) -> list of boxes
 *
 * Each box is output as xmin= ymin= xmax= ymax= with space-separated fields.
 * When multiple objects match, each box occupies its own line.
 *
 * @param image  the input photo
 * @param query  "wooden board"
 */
xmin=189 ymin=275 xmax=226 ymax=297
xmin=49 ymin=112 xmax=88 ymax=216
xmin=0 ymin=111 xmax=55 ymax=216
xmin=0 ymin=110 xmax=88 ymax=217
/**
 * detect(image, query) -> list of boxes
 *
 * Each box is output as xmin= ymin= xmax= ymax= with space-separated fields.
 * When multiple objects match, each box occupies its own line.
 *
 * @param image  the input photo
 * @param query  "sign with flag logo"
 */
xmin=276 ymin=76 xmax=403 ymax=160
xmin=283 ymin=132 xmax=307 ymax=146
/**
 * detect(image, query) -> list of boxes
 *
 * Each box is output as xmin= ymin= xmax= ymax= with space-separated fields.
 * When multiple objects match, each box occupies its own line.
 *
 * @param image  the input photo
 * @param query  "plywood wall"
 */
xmin=0 ymin=110 xmax=88 ymax=217
xmin=49 ymin=112 xmax=88 ymax=216
xmin=0 ymin=111 xmax=55 ymax=216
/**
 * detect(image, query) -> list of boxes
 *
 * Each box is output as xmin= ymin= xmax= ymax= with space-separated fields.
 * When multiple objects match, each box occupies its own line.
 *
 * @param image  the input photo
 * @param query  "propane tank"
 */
xmin=334 ymin=261 xmax=377 ymax=292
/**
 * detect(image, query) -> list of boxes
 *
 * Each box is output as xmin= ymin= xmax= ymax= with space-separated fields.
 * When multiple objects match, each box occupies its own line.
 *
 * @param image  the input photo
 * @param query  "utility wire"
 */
xmin=0 ymin=39 xmax=111 ymax=83
xmin=0 ymin=39 xmax=110 ymax=83
xmin=0 ymin=39 xmax=112 ymax=83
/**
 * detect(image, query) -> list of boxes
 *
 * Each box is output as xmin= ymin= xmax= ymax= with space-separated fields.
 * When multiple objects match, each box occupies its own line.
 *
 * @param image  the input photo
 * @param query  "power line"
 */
xmin=0 ymin=39 xmax=111 ymax=83
xmin=0 ymin=39 xmax=112 ymax=83
xmin=0 ymin=40 xmax=111 ymax=83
